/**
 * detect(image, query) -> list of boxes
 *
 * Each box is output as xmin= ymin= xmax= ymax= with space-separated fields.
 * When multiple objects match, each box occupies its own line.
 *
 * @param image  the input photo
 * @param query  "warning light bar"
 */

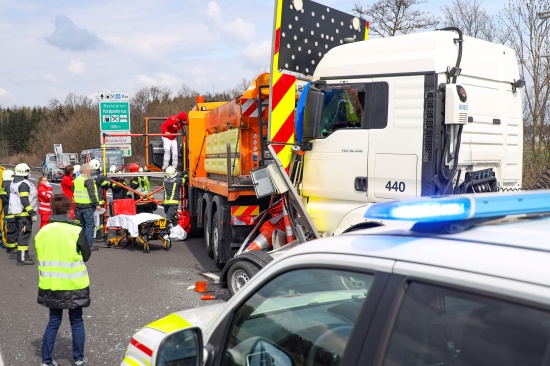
xmin=364 ymin=190 xmax=550 ymax=222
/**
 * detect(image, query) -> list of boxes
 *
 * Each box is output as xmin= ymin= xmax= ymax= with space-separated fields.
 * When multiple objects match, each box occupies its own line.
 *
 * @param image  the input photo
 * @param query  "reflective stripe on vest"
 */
xmin=163 ymin=178 xmax=180 ymax=205
xmin=73 ymin=176 xmax=98 ymax=204
xmin=35 ymin=222 xmax=89 ymax=291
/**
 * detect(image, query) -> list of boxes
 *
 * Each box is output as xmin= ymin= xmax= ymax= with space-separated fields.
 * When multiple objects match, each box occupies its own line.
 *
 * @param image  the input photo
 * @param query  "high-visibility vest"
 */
xmin=139 ymin=177 xmax=151 ymax=194
xmin=35 ymin=223 xmax=89 ymax=291
xmin=73 ymin=175 xmax=98 ymax=204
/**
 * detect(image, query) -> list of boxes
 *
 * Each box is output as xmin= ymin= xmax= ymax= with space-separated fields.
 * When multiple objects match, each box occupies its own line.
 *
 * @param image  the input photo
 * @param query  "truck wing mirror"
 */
xmin=302 ymin=86 xmax=325 ymax=140
xmin=156 ymin=327 xmax=203 ymax=366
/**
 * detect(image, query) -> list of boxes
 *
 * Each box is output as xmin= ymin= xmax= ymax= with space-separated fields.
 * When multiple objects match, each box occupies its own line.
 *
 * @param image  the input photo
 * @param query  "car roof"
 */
xmin=286 ymin=214 xmax=550 ymax=288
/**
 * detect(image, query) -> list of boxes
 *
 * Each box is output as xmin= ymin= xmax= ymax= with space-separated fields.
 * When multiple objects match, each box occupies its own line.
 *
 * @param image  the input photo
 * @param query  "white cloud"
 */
xmin=242 ymin=40 xmax=272 ymax=66
xmin=206 ymin=1 xmax=257 ymax=44
xmin=68 ymin=59 xmax=86 ymax=74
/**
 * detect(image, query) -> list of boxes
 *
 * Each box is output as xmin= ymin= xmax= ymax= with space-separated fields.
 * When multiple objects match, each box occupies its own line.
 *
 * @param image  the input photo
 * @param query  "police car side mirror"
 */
xmin=155 ymin=327 xmax=203 ymax=366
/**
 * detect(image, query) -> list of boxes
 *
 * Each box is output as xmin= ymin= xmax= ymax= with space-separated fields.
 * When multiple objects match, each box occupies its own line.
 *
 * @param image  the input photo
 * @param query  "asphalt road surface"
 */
xmin=0 ymin=178 xmax=230 ymax=365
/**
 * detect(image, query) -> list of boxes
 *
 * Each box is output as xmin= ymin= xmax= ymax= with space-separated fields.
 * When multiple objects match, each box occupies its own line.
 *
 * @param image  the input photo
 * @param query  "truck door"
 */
xmin=367 ymin=75 xmax=425 ymax=201
xmin=301 ymin=81 xmax=372 ymax=233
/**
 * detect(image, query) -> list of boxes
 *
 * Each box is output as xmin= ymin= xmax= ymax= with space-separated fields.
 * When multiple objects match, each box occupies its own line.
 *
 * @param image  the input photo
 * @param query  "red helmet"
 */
xmin=129 ymin=162 xmax=141 ymax=173
xmin=177 ymin=111 xmax=188 ymax=122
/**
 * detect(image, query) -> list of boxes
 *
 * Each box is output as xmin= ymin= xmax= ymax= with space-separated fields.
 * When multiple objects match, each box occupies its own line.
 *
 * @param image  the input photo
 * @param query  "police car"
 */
xmin=121 ymin=190 xmax=550 ymax=366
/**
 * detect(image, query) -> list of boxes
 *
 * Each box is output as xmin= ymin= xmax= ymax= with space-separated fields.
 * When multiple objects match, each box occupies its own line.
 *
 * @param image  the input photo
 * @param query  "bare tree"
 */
xmin=498 ymin=0 xmax=550 ymax=186
xmin=441 ymin=0 xmax=497 ymax=41
xmin=352 ymin=0 xmax=439 ymax=37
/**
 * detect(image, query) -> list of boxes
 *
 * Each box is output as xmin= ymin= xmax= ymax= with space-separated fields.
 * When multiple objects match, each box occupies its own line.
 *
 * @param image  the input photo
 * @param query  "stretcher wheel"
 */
xmin=143 ymin=243 xmax=150 ymax=253
xmin=164 ymin=237 xmax=172 ymax=251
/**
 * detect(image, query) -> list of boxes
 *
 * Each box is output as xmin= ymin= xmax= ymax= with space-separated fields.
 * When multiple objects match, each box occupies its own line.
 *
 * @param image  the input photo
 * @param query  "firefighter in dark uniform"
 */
xmin=89 ymin=159 xmax=110 ymax=240
xmin=1 ymin=169 xmax=14 ymax=250
xmin=8 ymin=163 xmax=38 ymax=265
xmin=163 ymin=166 xmax=186 ymax=226
xmin=109 ymin=165 xmax=131 ymax=200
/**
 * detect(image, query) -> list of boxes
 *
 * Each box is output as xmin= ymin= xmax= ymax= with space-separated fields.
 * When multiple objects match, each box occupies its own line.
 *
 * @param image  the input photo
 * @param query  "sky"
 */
xmin=0 ymin=0 xmax=505 ymax=108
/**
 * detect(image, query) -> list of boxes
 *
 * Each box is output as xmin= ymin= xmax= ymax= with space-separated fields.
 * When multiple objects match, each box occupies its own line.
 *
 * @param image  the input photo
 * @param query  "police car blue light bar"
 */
xmin=364 ymin=190 xmax=550 ymax=222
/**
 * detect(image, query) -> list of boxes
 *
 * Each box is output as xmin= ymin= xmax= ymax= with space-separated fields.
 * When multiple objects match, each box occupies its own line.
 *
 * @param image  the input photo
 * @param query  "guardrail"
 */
xmin=0 ymin=164 xmax=43 ymax=172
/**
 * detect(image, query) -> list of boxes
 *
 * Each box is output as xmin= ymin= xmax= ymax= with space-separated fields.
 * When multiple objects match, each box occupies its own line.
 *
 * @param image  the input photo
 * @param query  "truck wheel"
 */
xmin=204 ymin=211 xmax=213 ymax=258
xmin=227 ymin=261 xmax=260 ymax=296
xmin=212 ymin=211 xmax=224 ymax=269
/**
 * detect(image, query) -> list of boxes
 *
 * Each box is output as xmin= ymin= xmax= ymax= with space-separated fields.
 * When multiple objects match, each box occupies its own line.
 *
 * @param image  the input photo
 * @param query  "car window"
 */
xmin=381 ymin=282 xmax=550 ymax=366
xmin=221 ymin=268 xmax=374 ymax=366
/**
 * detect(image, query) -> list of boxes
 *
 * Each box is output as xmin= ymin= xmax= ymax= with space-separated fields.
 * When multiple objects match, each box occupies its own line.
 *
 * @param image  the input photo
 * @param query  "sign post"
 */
xmin=98 ymin=92 xmax=132 ymax=157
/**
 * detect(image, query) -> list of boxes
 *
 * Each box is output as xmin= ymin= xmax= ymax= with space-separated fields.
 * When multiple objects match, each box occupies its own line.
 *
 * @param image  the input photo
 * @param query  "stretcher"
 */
xmin=106 ymin=199 xmax=171 ymax=253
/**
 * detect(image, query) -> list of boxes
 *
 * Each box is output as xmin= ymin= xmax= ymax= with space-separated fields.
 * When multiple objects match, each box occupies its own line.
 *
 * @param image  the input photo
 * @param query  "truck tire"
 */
xmin=227 ymin=261 xmax=260 ymax=297
xmin=203 ymin=194 xmax=213 ymax=258
xmin=212 ymin=211 xmax=224 ymax=268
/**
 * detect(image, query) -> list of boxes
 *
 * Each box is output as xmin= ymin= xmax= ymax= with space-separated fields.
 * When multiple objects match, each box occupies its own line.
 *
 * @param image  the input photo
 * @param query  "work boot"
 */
xmin=17 ymin=250 xmax=35 ymax=266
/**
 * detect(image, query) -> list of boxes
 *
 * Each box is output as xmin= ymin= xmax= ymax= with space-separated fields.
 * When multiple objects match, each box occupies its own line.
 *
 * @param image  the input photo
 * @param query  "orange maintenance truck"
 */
xmin=145 ymin=74 xmax=281 ymax=268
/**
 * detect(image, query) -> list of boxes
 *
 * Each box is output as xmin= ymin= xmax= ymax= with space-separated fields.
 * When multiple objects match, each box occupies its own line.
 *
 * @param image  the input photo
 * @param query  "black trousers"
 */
xmin=7 ymin=216 xmax=32 ymax=249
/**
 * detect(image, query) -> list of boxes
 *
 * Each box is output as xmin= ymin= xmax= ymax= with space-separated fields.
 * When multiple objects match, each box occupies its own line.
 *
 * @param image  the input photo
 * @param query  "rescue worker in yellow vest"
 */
xmin=163 ymin=166 xmax=186 ymax=227
xmin=89 ymin=159 xmax=110 ymax=241
xmin=1 ymin=169 xmax=14 ymax=250
xmin=73 ymin=163 xmax=101 ymax=251
xmin=129 ymin=162 xmax=156 ymax=214
xmin=36 ymin=194 xmax=91 ymax=366
xmin=7 ymin=163 xmax=38 ymax=265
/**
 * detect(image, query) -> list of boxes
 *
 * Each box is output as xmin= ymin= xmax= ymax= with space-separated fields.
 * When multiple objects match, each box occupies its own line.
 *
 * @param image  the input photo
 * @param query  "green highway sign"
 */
xmin=99 ymin=101 xmax=130 ymax=131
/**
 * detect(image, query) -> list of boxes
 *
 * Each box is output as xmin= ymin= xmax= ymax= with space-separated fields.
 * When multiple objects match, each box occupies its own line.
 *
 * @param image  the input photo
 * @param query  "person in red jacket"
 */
xmin=37 ymin=176 xmax=54 ymax=229
xmin=160 ymin=111 xmax=188 ymax=170
xmin=61 ymin=165 xmax=75 ymax=219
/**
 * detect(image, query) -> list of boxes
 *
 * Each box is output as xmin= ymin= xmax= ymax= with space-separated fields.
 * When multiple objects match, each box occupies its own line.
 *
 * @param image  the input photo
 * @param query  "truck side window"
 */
xmin=365 ymin=82 xmax=388 ymax=129
xmin=221 ymin=268 xmax=374 ymax=366
xmin=381 ymin=282 xmax=550 ymax=366
xmin=320 ymin=82 xmax=388 ymax=136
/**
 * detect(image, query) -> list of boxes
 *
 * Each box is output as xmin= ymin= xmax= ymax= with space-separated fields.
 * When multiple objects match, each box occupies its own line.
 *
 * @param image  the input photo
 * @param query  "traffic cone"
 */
xmin=282 ymin=205 xmax=296 ymax=244
xmin=246 ymin=221 xmax=276 ymax=251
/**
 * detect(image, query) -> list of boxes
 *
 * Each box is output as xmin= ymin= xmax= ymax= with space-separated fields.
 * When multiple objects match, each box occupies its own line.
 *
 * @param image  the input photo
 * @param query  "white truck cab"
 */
xmin=299 ymin=30 xmax=523 ymax=235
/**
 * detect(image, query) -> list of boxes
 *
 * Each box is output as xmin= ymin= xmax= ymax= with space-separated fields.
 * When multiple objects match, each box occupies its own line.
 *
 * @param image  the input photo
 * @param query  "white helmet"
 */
xmin=2 ymin=169 xmax=14 ymax=181
xmin=138 ymin=167 xmax=144 ymax=173
xmin=109 ymin=165 xmax=120 ymax=174
xmin=89 ymin=159 xmax=101 ymax=170
xmin=14 ymin=163 xmax=31 ymax=177
xmin=165 ymin=166 xmax=177 ymax=178
xmin=74 ymin=165 xmax=81 ymax=173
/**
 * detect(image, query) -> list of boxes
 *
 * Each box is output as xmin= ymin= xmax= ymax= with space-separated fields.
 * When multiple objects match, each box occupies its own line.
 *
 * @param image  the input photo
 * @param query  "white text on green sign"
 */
xmin=100 ymin=101 xmax=130 ymax=131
